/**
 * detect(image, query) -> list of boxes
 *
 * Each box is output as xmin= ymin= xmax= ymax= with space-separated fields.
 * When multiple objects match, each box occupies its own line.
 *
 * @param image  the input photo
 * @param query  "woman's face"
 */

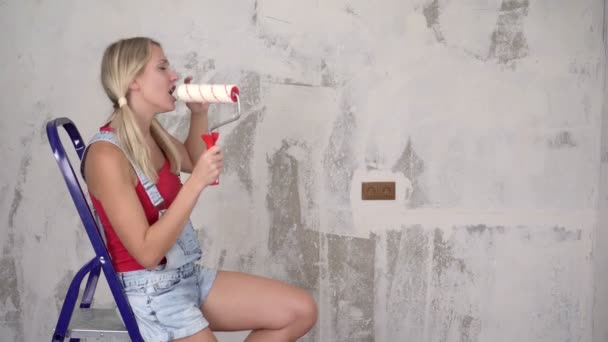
xmin=133 ymin=44 xmax=179 ymax=113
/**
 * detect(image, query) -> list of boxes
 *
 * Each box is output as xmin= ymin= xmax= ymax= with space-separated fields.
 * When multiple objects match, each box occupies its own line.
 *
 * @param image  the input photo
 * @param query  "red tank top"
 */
xmin=89 ymin=127 xmax=183 ymax=272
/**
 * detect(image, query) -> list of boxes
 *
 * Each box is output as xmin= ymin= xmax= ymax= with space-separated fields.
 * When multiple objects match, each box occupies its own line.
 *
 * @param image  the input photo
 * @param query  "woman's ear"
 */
xmin=129 ymin=77 xmax=141 ymax=91
xmin=128 ymin=78 xmax=141 ymax=91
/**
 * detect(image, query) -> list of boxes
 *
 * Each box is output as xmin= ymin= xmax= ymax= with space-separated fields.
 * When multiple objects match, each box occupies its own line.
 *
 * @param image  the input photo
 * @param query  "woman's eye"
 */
xmin=159 ymin=66 xmax=167 ymax=71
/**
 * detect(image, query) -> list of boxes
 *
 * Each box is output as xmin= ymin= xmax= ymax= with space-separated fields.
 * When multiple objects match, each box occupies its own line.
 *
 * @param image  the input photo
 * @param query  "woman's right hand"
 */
xmin=191 ymin=145 xmax=223 ymax=188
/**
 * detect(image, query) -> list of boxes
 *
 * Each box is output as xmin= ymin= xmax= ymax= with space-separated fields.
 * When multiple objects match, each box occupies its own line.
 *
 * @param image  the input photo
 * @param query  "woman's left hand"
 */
xmin=184 ymin=76 xmax=210 ymax=115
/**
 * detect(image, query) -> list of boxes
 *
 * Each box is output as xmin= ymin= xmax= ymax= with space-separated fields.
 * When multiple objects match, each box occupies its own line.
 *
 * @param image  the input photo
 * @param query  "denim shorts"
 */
xmin=118 ymin=262 xmax=218 ymax=342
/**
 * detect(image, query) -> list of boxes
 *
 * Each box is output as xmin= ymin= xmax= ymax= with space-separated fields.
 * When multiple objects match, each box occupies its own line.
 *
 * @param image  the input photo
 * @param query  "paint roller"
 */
xmin=175 ymin=84 xmax=239 ymax=104
xmin=176 ymin=84 xmax=241 ymax=185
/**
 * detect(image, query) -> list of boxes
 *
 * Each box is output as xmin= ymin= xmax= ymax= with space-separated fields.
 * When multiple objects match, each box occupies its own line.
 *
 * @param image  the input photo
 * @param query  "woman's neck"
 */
xmin=133 ymin=112 xmax=154 ymax=139
xmin=127 ymin=95 xmax=156 ymax=139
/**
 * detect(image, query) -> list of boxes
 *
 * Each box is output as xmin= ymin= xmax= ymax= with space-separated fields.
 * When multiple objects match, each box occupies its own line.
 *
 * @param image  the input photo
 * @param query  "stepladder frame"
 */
xmin=47 ymin=117 xmax=144 ymax=341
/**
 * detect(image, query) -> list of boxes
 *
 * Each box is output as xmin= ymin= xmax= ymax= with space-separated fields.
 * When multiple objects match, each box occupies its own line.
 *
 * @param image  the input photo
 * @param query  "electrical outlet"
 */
xmin=362 ymin=181 xmax=396 ymax=200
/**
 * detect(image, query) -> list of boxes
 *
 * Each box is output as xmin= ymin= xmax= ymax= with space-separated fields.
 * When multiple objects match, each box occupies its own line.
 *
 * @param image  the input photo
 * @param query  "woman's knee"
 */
xmin=292 ymin=289 xmax=318 ymax=331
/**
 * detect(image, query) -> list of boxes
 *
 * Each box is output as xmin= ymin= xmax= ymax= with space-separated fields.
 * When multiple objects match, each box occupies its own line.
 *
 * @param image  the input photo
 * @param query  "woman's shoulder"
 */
xmin=84 ymin=140 xmax=135 ymax=188
xmin=85 ymin=123 xmax=123 ymax=169
xmin=86 ymin=139 xmax=124 ymax=161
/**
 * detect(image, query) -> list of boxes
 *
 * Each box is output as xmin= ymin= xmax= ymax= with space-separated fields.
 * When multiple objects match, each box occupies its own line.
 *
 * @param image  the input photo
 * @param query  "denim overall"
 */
xmin=82 ymin=132 xmax=218 ymax=341
xmin=84 ymin=131 xmax=202 ymax=270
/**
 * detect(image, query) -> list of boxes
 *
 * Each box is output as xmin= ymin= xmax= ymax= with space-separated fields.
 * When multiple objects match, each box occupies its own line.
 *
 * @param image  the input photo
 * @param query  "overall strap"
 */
xmin=82 ymin=131 xmax=165 ymax=209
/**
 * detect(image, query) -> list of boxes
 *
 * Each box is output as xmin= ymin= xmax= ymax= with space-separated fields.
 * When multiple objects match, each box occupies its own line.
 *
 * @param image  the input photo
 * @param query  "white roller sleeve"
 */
xmin=175 ymin=84 xmax=240 ymax=103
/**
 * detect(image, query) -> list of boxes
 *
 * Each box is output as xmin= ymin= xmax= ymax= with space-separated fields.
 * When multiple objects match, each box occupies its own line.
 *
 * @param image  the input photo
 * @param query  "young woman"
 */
xmin=83 ymin=37 xmax=317 ymax=342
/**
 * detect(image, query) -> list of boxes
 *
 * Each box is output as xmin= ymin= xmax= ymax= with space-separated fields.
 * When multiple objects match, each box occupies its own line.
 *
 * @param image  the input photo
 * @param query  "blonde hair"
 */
xmin=100 ymin=37 xmax=180 ymax=183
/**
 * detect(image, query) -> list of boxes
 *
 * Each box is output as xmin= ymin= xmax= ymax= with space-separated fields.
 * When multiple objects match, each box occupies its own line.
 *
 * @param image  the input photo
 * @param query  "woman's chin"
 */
xmin=158 ymin=103 xmax=176 ymax=114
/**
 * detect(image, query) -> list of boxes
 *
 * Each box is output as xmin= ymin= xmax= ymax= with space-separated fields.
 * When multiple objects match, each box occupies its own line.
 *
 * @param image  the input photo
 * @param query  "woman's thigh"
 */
xmin=202 ymin=271 xmax=316 ymax=332
xmin=173 ymin=327 xmax=217 ymax=342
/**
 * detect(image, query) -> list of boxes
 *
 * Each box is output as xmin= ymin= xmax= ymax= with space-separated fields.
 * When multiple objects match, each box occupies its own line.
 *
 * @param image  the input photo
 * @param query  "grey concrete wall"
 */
xmin=594 ymin=2 xmax=608 ymax=342
xmin=0 ymin=1 xmax=604 ymax=341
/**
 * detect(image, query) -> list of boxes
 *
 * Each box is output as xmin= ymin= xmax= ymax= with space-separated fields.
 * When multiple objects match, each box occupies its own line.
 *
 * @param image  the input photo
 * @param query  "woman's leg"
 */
xmin=172 ymin=327 xmax=217 ymax=342
xmin=202 ymin=271 xmax=318 ymax=342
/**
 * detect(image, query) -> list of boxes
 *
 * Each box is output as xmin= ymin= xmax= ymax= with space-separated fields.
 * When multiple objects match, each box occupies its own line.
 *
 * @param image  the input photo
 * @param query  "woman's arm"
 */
xmin=84 ymin=141 xmax=220 ymax=268
xmin=171 ymin=76 xmax=211 ymax=174
xmin=183 ymin=109 xmax=209 ymax=164
xmin=169 ymin=108 xmax=209 ymax=174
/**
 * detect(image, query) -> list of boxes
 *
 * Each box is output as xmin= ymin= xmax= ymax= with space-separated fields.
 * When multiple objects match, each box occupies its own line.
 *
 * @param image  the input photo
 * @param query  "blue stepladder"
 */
xmin=46 ymin=117 xmax=144 ymax=341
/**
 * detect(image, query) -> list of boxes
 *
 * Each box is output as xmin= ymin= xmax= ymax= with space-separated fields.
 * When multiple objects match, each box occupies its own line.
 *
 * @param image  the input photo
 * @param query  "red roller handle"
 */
xmin=201 ymin=132 xmax=220 ymax=185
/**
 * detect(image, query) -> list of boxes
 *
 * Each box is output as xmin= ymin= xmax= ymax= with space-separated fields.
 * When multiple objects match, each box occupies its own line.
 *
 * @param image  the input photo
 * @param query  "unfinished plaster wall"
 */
xmin=0 ymin=1 xmax=604 ymax=341
xmin=594 ymin=2 xmax=608 ymax=342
